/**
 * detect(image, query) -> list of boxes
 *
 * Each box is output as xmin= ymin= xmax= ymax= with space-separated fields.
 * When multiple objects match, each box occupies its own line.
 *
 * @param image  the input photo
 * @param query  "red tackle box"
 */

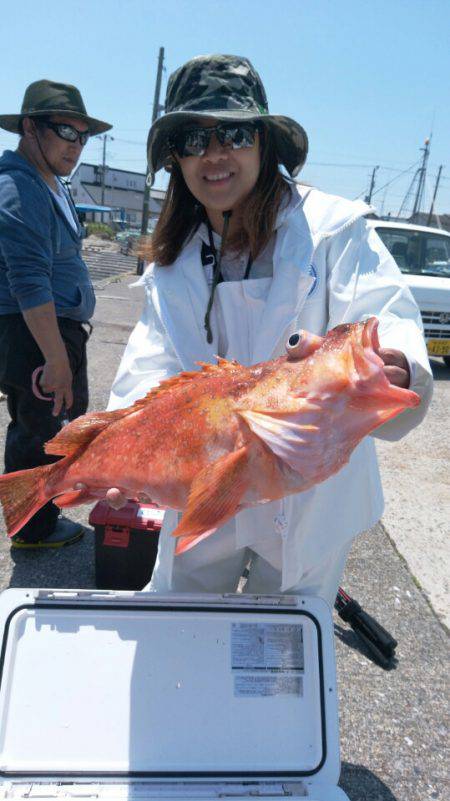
xmin=88 ymin=500 xmax=164 ymax=590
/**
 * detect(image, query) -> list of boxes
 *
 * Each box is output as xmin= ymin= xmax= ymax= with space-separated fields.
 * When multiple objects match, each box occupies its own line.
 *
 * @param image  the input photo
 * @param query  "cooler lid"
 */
xmin=0 ymin=590 xmax=340 ymax=784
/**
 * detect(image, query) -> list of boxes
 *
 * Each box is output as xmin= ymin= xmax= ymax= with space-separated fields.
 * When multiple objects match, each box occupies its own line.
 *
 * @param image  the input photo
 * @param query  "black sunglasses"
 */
xmin=41 ymin=120 xmax=90 ymax=146
xmin=170 ymin=122 xmax=259 ymax=159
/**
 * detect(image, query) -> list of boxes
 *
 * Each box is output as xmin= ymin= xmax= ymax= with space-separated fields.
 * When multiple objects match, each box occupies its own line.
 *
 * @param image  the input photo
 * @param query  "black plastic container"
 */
xmin=89 ymin=500 xmax=164 ymax=590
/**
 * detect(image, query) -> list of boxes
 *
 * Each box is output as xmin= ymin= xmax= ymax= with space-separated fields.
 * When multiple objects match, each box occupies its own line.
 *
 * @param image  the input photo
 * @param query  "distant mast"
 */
xmin=397 ymin=136 xmax=432 ymax=221
xmin=411 ymin=137 xmax=431 ymax=219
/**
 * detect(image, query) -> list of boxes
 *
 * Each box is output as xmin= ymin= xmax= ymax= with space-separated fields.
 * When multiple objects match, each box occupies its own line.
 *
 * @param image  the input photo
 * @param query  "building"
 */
xmin=70 ymin=163 xmax=166 ymax=229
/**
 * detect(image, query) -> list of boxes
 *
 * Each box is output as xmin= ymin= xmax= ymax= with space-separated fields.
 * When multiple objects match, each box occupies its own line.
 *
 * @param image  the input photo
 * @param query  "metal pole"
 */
xmin=427 ymin=165 xmax=443 ymax=226
xmin=99 ymin=134 xmax=113 ymax=223
xmin=365 ymin=165 xmax=379 ymax=205
xmin=412 ymin=137 xmax=431 ymax=219
xmin=137 ymin=46 xmax=165 ymax=275
xmin=101 ymin=135 xmax=107 ymax=222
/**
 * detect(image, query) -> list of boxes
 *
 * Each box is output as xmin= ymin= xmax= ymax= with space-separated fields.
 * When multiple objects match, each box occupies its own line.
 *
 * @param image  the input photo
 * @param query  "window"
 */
xmin=375 ymin=227 xmax=450 ymax=278
xmin=424 ymin=235 xmax=450 ymax=276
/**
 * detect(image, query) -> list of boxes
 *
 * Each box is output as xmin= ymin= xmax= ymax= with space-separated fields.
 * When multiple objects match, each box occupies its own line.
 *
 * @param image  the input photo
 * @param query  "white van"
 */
xmin=367 ymin=219 xmax=450 ymax=367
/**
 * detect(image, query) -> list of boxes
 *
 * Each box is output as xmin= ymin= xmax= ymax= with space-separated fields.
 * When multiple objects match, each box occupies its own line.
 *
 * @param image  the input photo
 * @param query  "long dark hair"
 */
xmin=140 ymin=126 xmax=291 ymax=265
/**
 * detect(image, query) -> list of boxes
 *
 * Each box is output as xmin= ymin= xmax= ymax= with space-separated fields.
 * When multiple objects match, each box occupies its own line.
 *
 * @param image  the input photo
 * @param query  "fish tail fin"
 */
xmin=0 ymin=465 xmax=53 ymax=538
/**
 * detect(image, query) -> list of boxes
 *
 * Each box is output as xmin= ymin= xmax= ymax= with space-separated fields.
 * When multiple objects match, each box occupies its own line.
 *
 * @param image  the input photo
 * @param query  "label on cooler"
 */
xmin=231 ymin=622 xmax=304 ymax=697
xmin=136 ymin=507 xmax=165 ymax=521
xmin=234 ymin=673 xmax=303 ymax=697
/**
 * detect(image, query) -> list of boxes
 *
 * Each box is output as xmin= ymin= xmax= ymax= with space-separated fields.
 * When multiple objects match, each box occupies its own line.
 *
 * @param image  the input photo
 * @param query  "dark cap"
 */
xmin=0 ymin=79 xmax=112 ymax=135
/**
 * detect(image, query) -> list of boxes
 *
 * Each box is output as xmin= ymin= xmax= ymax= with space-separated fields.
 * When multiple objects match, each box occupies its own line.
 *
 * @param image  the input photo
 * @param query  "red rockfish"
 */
xmin=0 ymin=318 xmax=419 ymax=553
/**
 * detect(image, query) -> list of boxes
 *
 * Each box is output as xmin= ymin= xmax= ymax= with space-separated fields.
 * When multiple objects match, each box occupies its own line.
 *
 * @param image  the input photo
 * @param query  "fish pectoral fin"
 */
xmin=172 ymin=447 xmax=250 ymax=551
xmin=239 ymin=409 xmax=319 ymax=474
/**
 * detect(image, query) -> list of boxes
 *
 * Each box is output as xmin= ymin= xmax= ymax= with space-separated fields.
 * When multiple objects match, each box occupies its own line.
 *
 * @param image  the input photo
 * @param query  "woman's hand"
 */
xmin=378 ymin=348 xmax=411 ymax=388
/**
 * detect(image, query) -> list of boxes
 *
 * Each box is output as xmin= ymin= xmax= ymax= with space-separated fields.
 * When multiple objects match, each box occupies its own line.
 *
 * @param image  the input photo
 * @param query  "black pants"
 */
xmin=0 ymin=314 xmax=89 ymax=541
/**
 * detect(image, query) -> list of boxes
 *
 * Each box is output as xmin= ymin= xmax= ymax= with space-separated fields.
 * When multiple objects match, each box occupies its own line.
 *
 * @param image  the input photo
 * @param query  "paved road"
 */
xmin=376 ymin=357 xmax=449 ymax=628
xmin=0 ymin=277 xmax=448 ymax=800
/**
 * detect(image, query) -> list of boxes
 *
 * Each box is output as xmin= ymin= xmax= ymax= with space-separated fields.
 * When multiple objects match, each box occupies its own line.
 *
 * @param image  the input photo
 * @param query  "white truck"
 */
xmin=368 ymin=219 xmax=450 ymax=367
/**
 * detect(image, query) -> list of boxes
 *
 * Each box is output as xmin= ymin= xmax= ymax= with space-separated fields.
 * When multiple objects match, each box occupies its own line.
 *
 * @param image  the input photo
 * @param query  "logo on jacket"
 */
xmin=307 ymin=264 xmax=318 ymax=296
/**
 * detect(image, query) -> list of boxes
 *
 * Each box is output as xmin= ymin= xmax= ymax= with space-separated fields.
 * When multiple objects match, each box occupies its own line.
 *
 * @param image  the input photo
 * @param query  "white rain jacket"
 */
xmin=108 ymin=185 xmax=432 ymax=592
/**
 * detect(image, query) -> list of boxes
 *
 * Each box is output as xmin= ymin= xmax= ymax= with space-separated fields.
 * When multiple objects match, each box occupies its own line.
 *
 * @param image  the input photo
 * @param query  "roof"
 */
xmin=75 ymin=203 xmax=114 ymax=213
xmin=367 ymin=219 xmax=450 ymax=238
xmin=75 ymin=161 xmax=146 ymax=179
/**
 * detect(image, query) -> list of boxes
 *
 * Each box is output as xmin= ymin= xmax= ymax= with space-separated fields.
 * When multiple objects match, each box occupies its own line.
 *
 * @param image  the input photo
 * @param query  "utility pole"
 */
xmin=427 ymin=165 xmax=443 ymax=226
xmin=99 ymin=133 xmax=114 ymax=223
xmin=137 ymin=46 xmax=165 ymax=275
xmin=411 ymin=137 xmax=431 ymax=220
xmin=364 ymin=165 xmax=379 ymax=204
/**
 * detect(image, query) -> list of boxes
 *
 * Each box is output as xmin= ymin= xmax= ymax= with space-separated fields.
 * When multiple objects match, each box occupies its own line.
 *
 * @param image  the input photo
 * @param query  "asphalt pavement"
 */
xmin=0 ymin=274 xmax=448 ymax=801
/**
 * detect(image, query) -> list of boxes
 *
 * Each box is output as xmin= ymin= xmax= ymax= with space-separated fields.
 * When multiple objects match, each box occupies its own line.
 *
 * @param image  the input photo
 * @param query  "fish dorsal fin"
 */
xmin=44 ymin=410 xmax=124 ymax=456
xmin=208 ymin=357 xmax=239 ymax=369
xmin=46 ymin=359 xmax=242 ymax=456
xmin=130 ymin=359 xmax=241 ymax=409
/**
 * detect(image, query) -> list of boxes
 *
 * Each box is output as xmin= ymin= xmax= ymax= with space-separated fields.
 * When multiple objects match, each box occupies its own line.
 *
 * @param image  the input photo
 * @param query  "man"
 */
xmin=0 ymin=80 xmax=112 ymax=547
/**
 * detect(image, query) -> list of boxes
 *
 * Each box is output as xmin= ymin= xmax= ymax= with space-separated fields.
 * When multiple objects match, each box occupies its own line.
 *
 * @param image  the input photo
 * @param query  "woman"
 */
xmin=106 ymin=54 xmax=432 ymax=604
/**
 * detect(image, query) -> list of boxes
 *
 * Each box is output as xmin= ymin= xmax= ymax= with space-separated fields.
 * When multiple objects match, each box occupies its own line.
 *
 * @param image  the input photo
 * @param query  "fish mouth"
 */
xmin=349 ymin=317 xmax=382 ymax=369
xmin=357 ymin=317 xmax=385 ymax=373
xmin=353 ymin=317 xmax=419 ymax=409
xmin=361 ymin=316 xmax=381 ymax=352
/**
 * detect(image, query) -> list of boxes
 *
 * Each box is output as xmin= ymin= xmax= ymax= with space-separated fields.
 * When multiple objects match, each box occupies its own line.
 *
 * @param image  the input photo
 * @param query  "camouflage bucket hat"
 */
xmin=147 ymin=54 xmax=308 ymax=179
xmin=0 ymin=79 xmax=112 ymax=136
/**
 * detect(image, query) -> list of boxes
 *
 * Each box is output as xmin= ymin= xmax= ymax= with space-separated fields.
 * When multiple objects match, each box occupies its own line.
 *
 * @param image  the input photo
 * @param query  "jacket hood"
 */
xmin=296 ymin=184 xmax=374 ymax=238
xmin=0 ymin=149 xmax=42 ymax=179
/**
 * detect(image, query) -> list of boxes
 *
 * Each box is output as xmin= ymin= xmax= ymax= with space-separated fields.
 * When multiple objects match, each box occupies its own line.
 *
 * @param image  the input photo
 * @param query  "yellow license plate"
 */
xmin=427 ymin=339 xmax=450 ymax=356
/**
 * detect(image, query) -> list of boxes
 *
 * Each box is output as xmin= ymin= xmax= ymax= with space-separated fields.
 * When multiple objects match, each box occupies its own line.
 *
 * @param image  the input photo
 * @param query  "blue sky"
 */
xmin=1 ymin=0 xmax=449 ymax=215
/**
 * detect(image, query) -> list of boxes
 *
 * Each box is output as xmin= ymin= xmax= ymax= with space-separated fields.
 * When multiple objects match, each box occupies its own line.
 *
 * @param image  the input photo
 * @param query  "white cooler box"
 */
xmin=0 ymin=589 xmax=349 ymax=801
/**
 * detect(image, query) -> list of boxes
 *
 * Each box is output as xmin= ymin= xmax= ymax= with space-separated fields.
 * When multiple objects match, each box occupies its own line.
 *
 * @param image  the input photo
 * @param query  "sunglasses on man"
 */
xmin=170 ymin=122 xmax=259 ymax=159
xmin=40 ymin=119 xmax=90 ymax=146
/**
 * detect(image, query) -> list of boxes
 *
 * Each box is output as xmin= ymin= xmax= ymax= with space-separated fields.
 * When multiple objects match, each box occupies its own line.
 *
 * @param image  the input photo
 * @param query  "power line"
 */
xmin=353 ymin=159 xmax=421 ymax=201
xmin=111 ymin=137 xmax=146 ymax=146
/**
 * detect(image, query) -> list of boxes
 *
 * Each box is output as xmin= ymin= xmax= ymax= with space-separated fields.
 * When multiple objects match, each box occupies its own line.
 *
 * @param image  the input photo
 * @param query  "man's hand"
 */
xmin=22 ymin=301 xmax=75 ymax=416
xmin=378 ymin=348 xmax=410 ymax=388
xmin=41 ymin=355 xmax=73 ymax=416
